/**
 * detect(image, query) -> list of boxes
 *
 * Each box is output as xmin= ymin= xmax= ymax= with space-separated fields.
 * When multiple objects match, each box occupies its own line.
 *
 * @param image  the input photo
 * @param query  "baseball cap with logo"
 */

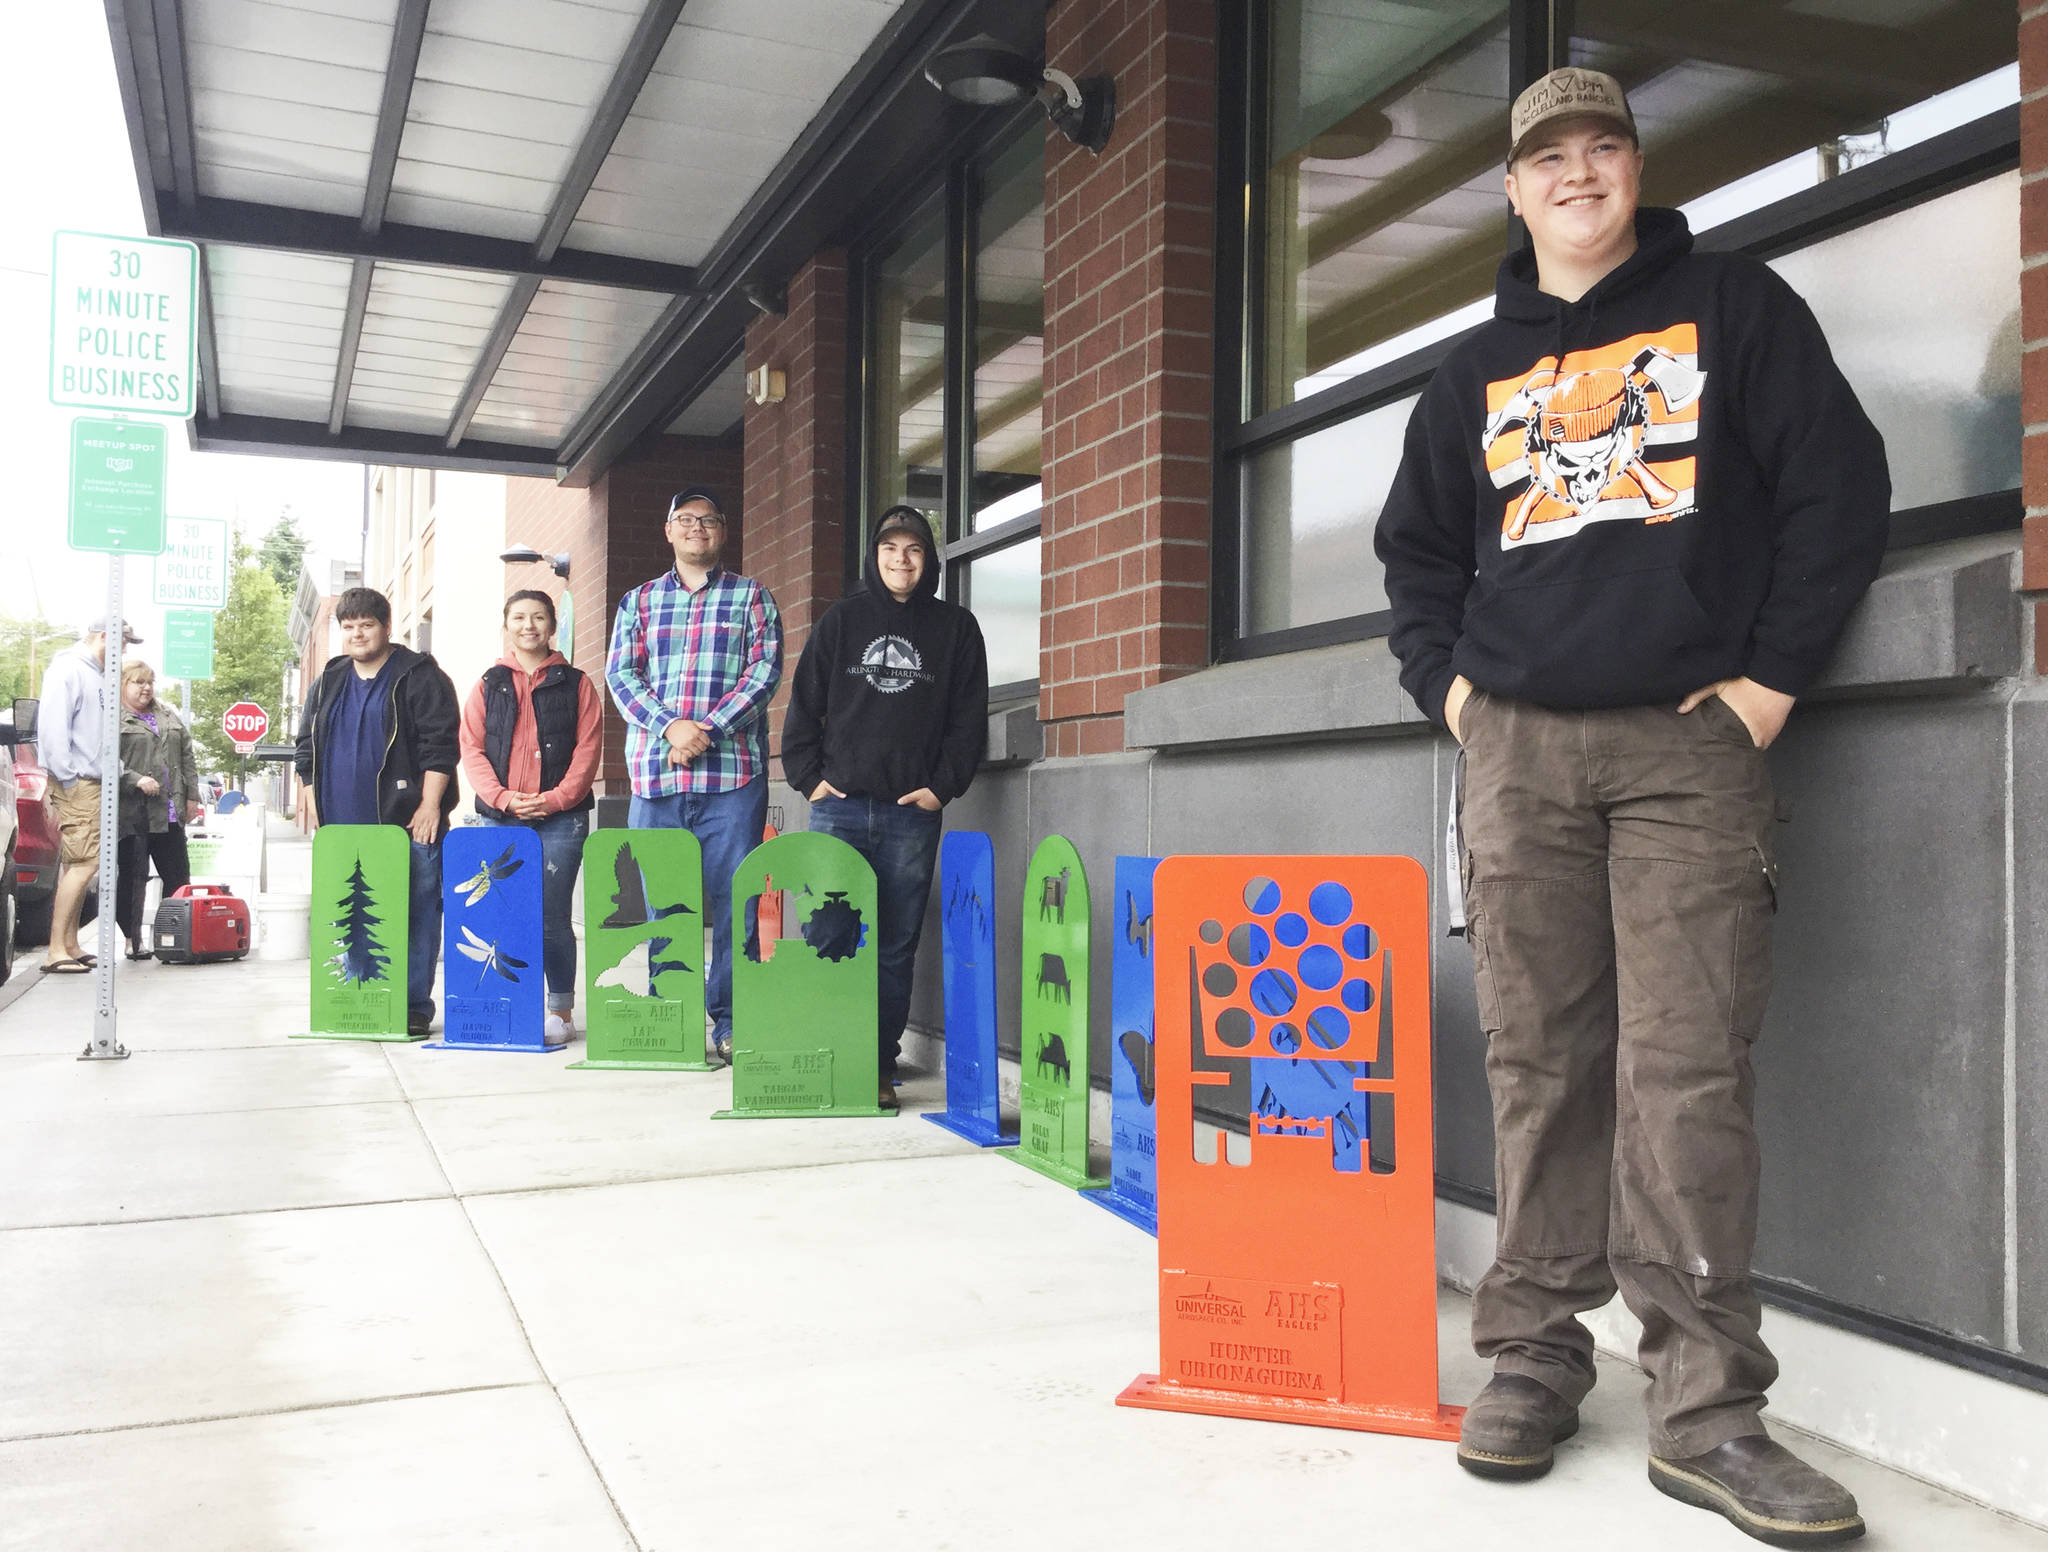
xmin=1508 ymin=67 xmax=1636 ymax=164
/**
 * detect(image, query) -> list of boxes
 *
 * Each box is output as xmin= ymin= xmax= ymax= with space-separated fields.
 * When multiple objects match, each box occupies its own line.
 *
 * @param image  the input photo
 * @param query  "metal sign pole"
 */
xmin=82 ymin=556 xmax=128 ymax=1060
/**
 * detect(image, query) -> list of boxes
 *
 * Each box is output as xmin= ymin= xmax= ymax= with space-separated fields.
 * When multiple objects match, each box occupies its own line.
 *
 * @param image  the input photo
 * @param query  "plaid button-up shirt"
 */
xmin=605 ymin=565 xmax=784 ymax=797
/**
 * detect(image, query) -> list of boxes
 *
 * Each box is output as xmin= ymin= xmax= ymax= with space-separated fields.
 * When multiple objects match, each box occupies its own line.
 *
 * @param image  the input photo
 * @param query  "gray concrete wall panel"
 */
xmin=1753 ymin=696 xmax=2010 ymax=1341
xmin=2010 ymin=687 xmax=2048 ymax=1357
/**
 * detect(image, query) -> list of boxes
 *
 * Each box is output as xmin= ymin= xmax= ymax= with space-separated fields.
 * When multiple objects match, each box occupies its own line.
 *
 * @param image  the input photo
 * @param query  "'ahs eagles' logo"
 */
xmin=851 ymin=634 xmax=931 ymax=693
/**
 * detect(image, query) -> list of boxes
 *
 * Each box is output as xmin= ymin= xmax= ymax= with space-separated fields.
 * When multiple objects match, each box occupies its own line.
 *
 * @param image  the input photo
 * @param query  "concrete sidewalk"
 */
xmin=0 ymin=956 xmax=2041 ymax=1551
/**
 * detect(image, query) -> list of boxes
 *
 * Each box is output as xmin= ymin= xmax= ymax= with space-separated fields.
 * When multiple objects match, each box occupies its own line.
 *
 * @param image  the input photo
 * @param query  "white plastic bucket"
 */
xmin=255 ymin=893 xmax=311 ymax=961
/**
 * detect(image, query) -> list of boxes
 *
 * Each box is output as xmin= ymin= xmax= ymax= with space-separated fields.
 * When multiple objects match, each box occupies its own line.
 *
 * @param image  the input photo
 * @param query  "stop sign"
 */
xmin=222 ymin=701 xmax=269 ymax=745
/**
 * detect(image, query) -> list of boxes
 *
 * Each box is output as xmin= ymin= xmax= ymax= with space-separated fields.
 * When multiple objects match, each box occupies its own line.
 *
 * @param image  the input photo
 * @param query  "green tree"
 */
xmin=189 ymin=538 xmax=297 ymax=773
xmin=0 ymin=614 xmax=66 ymax=709
xmin=257 ymin=512 xmax=307 ymax=594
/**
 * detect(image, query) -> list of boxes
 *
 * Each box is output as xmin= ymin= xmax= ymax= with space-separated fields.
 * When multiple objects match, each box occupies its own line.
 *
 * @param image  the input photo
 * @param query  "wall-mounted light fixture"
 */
xmin=499 ymin=545 xmax=571 ymax=580
xmin=922 ymin=34 xmax=1116 ymax=154
xmin=747 ymin=366 xmax=788 ymax=405
xmin=740 ymin=277 xmax=787 ymax=316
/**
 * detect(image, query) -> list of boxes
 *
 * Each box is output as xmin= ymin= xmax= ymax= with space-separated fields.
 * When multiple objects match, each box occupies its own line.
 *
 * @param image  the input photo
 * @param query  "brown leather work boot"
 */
xmin=1649 ymin=1434 xmax=1865 ymax=1546
xmin=1456 ymin=1373 xmax=1580 ymax=1480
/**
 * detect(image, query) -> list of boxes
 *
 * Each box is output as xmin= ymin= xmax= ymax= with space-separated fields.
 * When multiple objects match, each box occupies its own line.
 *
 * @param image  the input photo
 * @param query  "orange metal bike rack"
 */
xmin=1118 ymin=854 xmax=1462 ymax=1441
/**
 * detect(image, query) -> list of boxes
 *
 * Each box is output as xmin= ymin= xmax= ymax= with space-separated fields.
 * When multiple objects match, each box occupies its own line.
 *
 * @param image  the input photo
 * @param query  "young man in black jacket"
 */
xmin=781 ymin=506 xmax=988 ymax=1110
xmin=1376 ymin=69 xmax=1888 ymax=1545
xmin=294 ymin=586 xmax=462 ymax=1037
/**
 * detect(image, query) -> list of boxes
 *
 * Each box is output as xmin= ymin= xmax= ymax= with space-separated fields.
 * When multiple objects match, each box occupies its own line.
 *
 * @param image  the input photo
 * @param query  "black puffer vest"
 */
xmin=474 ymin=661 xmax=592 ymax=820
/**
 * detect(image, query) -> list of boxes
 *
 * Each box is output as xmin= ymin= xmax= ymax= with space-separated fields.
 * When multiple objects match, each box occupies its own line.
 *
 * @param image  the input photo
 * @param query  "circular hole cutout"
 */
xmin=1200 ymin=919 xmax=1223 ymax=944
xmin=1250 ymin=967 xmax=1298 ymax=1016
xmin=1307 ymin=1006 xmax=1349 ymax=1048
xmin=1227 ymin=923 xmax=1271 ymax=968
xmin=1275 ymin=912 xmax=1308 ymax=948
xmin=1215 ymin=1007 xmax=1254 ymax=1048
xmin=1343 ymin=923 xmax=1377 ymax=959
xmin=1342 ymin=977 xmax=1374 ymax=1013
xmin=1270 ymin=1022 xmax=1302 ymax=1054
xmin=1298 ymin=943 xmax=1343 ymax=991
xmin=1202 ymin=962 xmax=1238 ymax=999
xmin=1243 ymin=877 xmax=1281 ymax=915
xmin=1309 ymin=882 xmax=1353 ymax=927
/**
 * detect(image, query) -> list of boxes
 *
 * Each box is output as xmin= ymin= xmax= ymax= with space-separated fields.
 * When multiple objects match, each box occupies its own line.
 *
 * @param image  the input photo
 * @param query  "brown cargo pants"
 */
xmin=1458 ymin=690 xmax=1780 ymax=1458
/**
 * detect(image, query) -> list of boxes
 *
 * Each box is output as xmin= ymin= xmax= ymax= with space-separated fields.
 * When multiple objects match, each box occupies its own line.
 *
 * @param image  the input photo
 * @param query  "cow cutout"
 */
xmin=1006 ymin=835 xmax=1104 ymax=1190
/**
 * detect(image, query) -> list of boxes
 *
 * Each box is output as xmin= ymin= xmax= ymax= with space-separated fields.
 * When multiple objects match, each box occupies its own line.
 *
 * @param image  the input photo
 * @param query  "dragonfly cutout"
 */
xmin=456 ymin=923 xmax=527 ymax=988
xmin=455 ymin=843 xmax=526 ymax=906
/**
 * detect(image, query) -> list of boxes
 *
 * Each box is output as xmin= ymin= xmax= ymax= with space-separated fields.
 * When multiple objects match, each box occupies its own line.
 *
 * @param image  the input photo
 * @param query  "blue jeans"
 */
xmin=630 ymin=778 xmax=767 ymax=1044
xmin=408 ymin=838 xmax=441 ymax=1021
xmin=480 ymin=810 xmax=588 ymax=1012
xmin=806 ymin=795 xmax=943 ymax=1077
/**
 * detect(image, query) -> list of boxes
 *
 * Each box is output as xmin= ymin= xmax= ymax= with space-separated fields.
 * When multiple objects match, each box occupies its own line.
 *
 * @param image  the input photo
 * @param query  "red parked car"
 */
xmin=9 ymin=698 xmax=86 ymax=958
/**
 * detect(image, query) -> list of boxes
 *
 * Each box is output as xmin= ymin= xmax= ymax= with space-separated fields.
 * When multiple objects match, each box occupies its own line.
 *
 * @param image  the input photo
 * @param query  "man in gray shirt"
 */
xmin=37 ymin=617 xmax=139 ymax=971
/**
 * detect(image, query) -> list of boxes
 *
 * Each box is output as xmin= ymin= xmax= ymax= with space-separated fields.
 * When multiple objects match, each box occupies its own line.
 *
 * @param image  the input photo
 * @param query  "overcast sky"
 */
xmin=0 ymin=2 xmax=369 ymax=651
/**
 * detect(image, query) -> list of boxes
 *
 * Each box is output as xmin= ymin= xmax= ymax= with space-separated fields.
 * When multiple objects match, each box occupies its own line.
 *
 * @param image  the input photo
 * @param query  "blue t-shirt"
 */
xmin=319 ymin=661 xmax=392 ymax=826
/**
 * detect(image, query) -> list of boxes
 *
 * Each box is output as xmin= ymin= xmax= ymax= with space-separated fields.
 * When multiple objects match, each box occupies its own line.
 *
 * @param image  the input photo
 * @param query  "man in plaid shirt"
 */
xmin=606 ymin=484 xmax=784 ymax=1062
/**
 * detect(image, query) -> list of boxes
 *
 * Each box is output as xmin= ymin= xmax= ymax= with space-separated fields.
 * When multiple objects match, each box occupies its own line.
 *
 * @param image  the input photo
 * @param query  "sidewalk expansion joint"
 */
xmin=0 ymin=1381 xmax=546 ymax=1445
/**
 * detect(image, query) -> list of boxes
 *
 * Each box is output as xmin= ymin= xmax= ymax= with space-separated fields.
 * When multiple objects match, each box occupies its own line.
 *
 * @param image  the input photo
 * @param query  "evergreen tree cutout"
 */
xmin=327 ymin=858 xmax=390 ymax=984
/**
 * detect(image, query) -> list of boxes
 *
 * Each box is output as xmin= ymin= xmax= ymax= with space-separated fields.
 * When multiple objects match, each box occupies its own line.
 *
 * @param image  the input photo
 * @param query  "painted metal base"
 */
xmin=1003 ymin=1150 xmax=1109 ymax=1191
xmin=292 ymin=1031 xmax=426 ymax=1043
xmin=567 ymin=1055 xmax=717 ymax=1071
xmin=421 ymin=1038 xmax=560 ymax=1054
xmin=1117 ymin=1375 xmax=1464 ymax=1441
xmin=710 ymin=1105 xmax=893 ymax=1120
xmin=922 ymin=1110 xmax=1017 ymax=1148
xmin=1086 ymin=1189 xmax=1157 ymax=1234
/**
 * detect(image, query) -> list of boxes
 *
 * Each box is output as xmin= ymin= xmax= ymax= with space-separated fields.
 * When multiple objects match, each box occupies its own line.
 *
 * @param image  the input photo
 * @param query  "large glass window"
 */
xmin=1228 ymin=0 xmax=2019 ymax=651
xmin=867 ymin=200 xmax=947 ymax=526
xmin=858 ymin=125 xmax=1046 ymax=693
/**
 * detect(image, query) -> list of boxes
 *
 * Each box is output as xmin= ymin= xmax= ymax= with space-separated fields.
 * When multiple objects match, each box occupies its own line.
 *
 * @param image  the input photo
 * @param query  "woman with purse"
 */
xmin=116 ymin=661 xmax=199 ymax=958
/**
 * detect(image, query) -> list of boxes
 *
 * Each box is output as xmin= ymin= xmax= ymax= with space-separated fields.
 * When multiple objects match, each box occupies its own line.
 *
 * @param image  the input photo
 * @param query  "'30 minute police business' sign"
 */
xmin=49 ymin=231 xmax=198 ymax=421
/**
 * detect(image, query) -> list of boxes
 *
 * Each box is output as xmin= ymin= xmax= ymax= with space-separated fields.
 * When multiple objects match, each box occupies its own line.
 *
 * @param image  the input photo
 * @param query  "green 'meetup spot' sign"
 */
xmin=49 ymin=231 xmax=197 ymax=420
xmin=162 ymin=610 xmax=215 ymax=681
xmin=67 ymin=418 xmax=166 ymax=555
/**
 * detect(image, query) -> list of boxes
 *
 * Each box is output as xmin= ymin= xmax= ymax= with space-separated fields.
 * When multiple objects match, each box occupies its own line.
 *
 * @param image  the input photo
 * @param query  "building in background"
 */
xmin=97 ymin=1 xmax=2043 ymax=1519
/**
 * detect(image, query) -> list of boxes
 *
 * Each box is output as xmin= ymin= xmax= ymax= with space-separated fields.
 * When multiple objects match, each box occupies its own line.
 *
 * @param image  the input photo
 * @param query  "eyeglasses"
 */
xmin=667 ymin=512 xmax=725 ymax=531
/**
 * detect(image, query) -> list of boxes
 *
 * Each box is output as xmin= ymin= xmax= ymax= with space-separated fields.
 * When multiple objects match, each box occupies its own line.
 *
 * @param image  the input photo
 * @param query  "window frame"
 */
xmin=1213 ymin=0 xmax=2022 ymax=663
xmin=848 ymin=115 xmax=1047 ymax=704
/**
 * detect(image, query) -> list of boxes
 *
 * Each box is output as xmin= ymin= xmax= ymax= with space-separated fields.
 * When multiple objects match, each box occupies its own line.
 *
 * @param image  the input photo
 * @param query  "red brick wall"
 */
xmin=1038 ymin=0 xmax=1218 ymax=757
xmin=743 ymin=250 xmax=852 ymax=777
xmin=2023 ymin=0 xmax=2048 ymax=668
xmin=503 ymin=435 xmax=743 ymax=794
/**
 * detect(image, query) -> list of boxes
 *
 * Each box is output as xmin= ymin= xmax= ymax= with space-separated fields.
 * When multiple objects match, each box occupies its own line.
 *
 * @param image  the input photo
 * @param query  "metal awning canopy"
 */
xmin=102 ymin=0 xmax=1040 ymax=484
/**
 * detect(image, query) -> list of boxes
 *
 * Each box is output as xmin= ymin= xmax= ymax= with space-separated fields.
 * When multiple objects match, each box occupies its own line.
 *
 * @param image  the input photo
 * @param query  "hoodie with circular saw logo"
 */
xmin=780 ymin=508 xmax=990 ymax=804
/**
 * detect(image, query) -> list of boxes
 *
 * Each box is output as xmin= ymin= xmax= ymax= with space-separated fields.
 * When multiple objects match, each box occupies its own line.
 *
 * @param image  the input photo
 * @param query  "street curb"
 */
xmin=0 ymin=960 xmax=47 ymax=1017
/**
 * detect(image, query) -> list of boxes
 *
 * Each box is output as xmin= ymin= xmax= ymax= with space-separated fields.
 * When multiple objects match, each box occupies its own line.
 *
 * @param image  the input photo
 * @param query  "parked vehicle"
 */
xmin=0 ymin=702 xmax=19 ymax=984
xmin=10 ymin=699 xmax=93 ymax=953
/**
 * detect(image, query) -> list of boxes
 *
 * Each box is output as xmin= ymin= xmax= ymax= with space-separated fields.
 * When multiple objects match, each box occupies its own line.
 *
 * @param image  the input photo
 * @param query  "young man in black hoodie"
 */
xmin=1376 ymin=69 xmax=1888 ymax=1545
xmin=294 ymin=587 xmax=462 ymax=1037
xmin=781 ymin=506 xmax=988 ymax=1111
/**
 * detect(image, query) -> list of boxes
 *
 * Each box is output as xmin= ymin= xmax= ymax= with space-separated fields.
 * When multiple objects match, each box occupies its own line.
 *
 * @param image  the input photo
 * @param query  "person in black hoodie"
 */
xmin=782 ymin=506 xmax=988 ymax=1110
xmin=294 ymin=586 xmax=462 ymax=1037
xmin=1376 ymin=69 xmax=1886 ymax=1544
